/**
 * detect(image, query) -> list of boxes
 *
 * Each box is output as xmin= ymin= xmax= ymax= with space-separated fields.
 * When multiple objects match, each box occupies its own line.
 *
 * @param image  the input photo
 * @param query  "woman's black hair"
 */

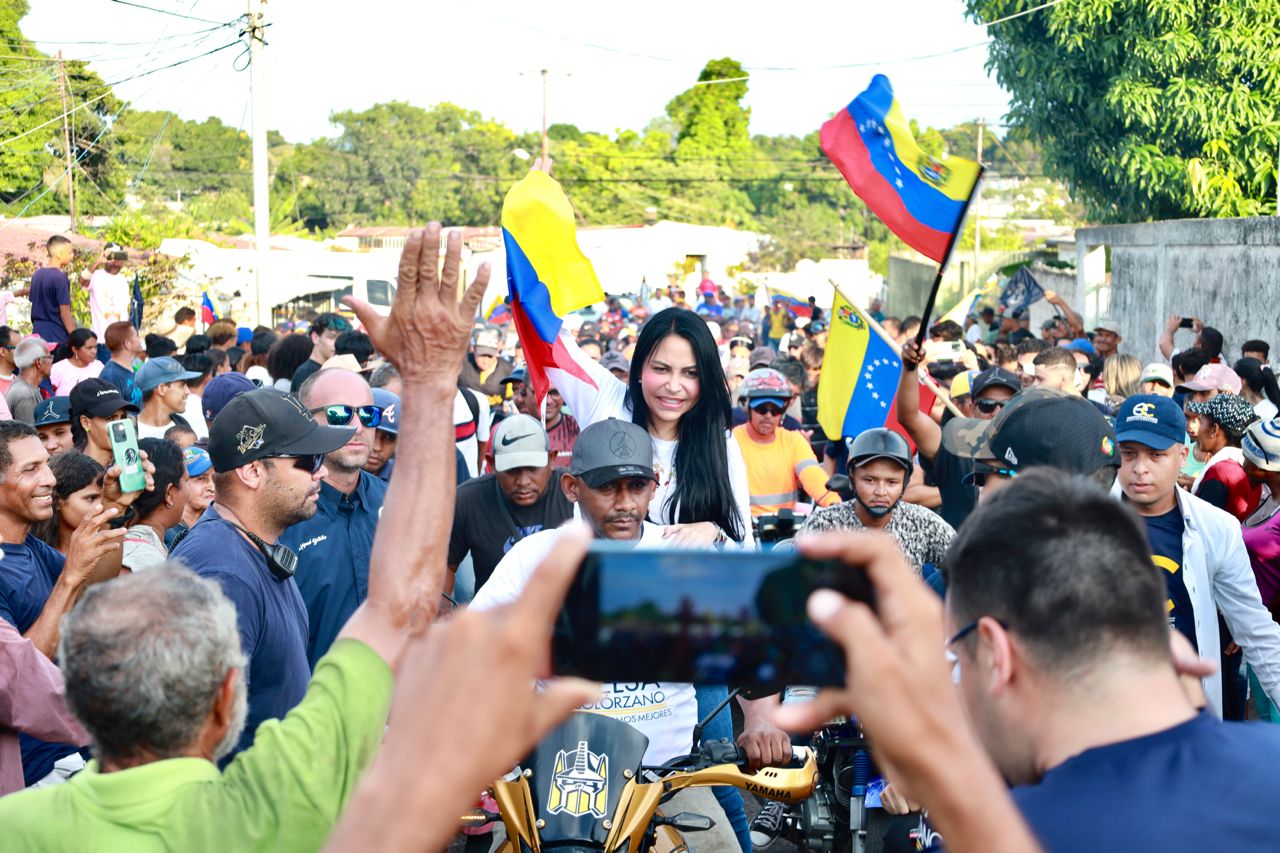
xmin=132 ymin=438 xmax=184 ymax=522
xmin=267 ymin=333 xmax=315 ymax=383
xmin=31 ymin=453 xmax=105 ymax=549
xmin=1235 ymin=357 xmax=1280 ymax=410
xmin=53 ymin=328 xmax=97 ymax=363
xmin=626 ymin=307 xmax=744 ymax=542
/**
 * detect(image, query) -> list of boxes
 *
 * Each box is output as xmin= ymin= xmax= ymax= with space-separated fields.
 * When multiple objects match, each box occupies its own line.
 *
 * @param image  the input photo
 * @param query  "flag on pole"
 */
xmin=201 ymin=290 xmax=219 ymax=325
xmin=765 ymin=285 xmax=813 ymax=319
xmin=939 ymin=286 xmax=983 ymax=328
xmin=821 ymin=75 xmax=982 ymax=264
xmin=999 ymin=266 xmax=1045 ymax=314
xmin=502 ymin=170 xmax=605 ymax=406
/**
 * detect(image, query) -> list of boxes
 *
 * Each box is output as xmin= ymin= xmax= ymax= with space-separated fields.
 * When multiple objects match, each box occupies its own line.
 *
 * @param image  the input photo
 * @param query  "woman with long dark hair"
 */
xmin=552 ymin=307 xmax=751 ymax=547
xmin=49 ymin=328 xmax=102 ymax=396
xmin=1236 ymin=357 xmax=1280 ymax=421
xmin=31 ymin=453 xmax=105 ymax=555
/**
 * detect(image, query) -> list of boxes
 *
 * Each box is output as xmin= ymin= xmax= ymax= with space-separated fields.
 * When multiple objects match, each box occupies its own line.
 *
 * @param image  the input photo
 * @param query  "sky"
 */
xmin=23 ymin=0 xmax=1014 ymax=145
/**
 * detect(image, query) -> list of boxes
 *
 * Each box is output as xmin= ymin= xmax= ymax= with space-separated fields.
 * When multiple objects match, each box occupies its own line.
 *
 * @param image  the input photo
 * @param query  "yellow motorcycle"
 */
xmin=463 ymin=711 xmax=817 ymax=853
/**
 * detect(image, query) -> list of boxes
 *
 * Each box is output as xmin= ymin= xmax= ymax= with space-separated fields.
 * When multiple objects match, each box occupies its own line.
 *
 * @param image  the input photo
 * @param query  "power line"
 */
xmin=103 ymin=40 xmax=241 ymax=88
xmin=22 ymin=23 xmax=234 ymax=47
xmin=107 ymin=0 xmax=230 ymax=26
xmin=978 ymin=0 xmax=1070 ymax=27
xmin=0 ymin=92 xmax=108 ymax=147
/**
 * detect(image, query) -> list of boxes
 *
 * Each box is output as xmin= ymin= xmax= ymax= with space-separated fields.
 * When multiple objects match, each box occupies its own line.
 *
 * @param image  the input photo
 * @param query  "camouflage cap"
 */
xmin=942 ymin=386 xmax=1073 ymax=462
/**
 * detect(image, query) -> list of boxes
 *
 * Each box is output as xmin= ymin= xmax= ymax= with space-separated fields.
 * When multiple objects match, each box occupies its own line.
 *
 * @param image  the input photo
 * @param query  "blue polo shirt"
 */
xmin=170 ymin=507 xmax=310 ymax=761
xmin=281 ymin=472 xmax=388 ymax=668
xmin=98 ymin=360 xmax=141 ymax=409
xmin=0 ymin=533 xmax=83 ymax=783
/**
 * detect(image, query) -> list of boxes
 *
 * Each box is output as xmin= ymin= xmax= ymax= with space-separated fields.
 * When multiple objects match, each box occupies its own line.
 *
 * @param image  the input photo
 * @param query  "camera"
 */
xmin=108 ymin=250 xmax=128 ymax=261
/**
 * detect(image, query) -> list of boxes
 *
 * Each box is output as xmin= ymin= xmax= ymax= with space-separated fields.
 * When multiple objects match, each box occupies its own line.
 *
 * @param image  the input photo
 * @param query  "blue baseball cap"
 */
xmin=1063 ymin=338 xmax=1097 ymax=358
xmin=136 ymin=357 xmax=202 ymax=393
xmin=202 ymin=372 xmax=256 ymax=423
xmin=32 ymin=396 xmax=71 ymax=427
xmin=1114 ymin=394 xmax=1186 ymax=451
xmin=748 ymin=396 xmax=789 ymax=410
xmin=182 ymin=446 xmax=213 ymax=477
xmin=372 ymin=388 xmax=399 ymax=435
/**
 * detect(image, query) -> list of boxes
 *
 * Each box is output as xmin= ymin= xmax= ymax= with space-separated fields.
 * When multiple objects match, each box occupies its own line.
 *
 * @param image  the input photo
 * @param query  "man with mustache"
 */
xmin=169 ymin=388 xmax=354 ymax=760
xmin=448 ymin=414 xmax=572 ymax=596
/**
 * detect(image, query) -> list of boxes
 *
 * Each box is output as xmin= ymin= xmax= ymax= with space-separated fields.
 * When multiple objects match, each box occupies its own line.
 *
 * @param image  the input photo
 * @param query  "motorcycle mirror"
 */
xmin=655 ymin=813 xmax=715 ymax=833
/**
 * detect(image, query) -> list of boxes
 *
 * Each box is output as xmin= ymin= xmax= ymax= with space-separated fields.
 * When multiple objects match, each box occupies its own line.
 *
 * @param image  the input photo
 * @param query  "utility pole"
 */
xmin=540 ymin=68 xmax=549 ymax=163
xmin=973 ymin=118 xmax=984 ymax=290
xmin=248 ymin=0 xmax=270 ymax=326
xmin=56 ymin=51 xmax=76 ymax=233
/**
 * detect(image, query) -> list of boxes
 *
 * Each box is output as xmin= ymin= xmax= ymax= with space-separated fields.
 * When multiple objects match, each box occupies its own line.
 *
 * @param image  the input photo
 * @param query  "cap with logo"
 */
xmin=741 ymin=368 xmax=793 ymax=409
xmin=599 ymin=351 xmax=631 ymax=375
xmin=182 ymin=446 xmax=213 ymax=477
xmin=203 ymin=373 xmax=257 ymax=423
xmin=473 ymin=328 xmax=502 ymax=356
xmin=944 ymin=386 xmax=1118 ymax=478
xmin=32 ymin=395 xmax=71 ymax=427
xmin=371 ymin=388 xmax=400 ymax=436
xmin=1177 ymin=363 xmax=1242 ymax=395
xmin=570 ymin=418 xmax=657 ymax=489
xmin=69 ymin=377 xmax=140 ymax=420
xmin=135 ymin=356 xmax=202 ymax=393
xmin=207 ymin=388 xmax=355 ymax=473
xmin=491 ymin=414 xmax=549 ymax=472
xmin=1242 ymin=418 xmax=1280 ymax=473
xmin=1140 ymin=362 xmax=1175 ymax=387
xmin=1186 ymin=393 xmax=1258 ymax=441
xmin=971 ymin=367 xmax=1021 ymax=398
xmin=1114 ymin=394 xmax=1186 ymax=451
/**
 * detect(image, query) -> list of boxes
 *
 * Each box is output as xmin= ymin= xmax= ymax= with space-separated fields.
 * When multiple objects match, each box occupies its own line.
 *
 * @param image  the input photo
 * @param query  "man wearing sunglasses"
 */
xmin=170 ymin=387 xmax=355 ymax=760
xmin=281 ymin=368 xmax=389 ymax=667
xmin=897 ymin=339 xmax=1021 ymax=529
xmin=732 ymin=368 xmax=839 ymax=518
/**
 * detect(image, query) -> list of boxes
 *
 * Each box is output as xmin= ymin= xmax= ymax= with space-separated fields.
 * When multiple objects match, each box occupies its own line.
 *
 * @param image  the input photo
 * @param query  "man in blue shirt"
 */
xmin=170 ymin=387 xmax=353 ymax=759
xmin=945 ymin=469 xmax=1280 ymax=852
xmin=282 ymin=368 xmax=388 ymax=667
xmin=0 ymin=420 xmax=145 ymax=784
xmin=98 ymin=320 xmax=143 ymax=408
xmin=30 ymin=236 xmax=74 ymax=345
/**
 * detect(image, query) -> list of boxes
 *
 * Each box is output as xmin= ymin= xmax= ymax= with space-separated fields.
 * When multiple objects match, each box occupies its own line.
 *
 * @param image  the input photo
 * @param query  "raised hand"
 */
xmin=63 ymin=503 xmax=127 ymax=585
xmin=101 ymin=449 xmax=156 ymax=511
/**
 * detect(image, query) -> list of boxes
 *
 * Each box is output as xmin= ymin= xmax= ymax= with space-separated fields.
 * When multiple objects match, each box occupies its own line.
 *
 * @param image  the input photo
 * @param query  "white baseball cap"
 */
xmin=491 ymin=414 xmax=550 ymax=472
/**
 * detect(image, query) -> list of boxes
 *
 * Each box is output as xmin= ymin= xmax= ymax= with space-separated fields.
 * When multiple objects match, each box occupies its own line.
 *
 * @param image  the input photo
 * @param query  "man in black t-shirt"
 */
xmin=447 ymin=414 xmax=572 ymax=596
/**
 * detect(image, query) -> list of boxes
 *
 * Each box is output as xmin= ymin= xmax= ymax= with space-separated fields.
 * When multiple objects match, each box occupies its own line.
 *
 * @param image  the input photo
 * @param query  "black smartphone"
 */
xmin=552 ymin=544 xmax=875 ymax=692
xmin=1179 ymin=317 xmax=1195 ymax=329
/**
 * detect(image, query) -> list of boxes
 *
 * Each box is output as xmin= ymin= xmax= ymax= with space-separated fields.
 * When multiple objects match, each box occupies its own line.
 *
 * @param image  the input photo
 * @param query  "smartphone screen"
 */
xmin=552 ymin=545 xmax=874 ymax=692
xmin=109 ymin=419 xmax=146 ymax=493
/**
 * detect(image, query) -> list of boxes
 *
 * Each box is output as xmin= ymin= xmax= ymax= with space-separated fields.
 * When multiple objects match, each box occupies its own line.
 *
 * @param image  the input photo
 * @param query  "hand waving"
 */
xmin=342 ymin=223 xmax=489 ymax=388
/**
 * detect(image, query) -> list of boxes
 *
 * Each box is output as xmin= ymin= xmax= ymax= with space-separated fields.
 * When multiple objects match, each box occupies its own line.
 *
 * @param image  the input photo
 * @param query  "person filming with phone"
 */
xmin=472 ymin=417 xmax=790 ymax=853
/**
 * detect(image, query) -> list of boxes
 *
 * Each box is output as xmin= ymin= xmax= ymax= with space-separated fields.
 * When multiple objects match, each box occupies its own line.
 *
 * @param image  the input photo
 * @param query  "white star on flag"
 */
xmin=896 ymin=179 xmax=904 ymax=188
xmin=872 ymin=392 xmax=879 ymax=400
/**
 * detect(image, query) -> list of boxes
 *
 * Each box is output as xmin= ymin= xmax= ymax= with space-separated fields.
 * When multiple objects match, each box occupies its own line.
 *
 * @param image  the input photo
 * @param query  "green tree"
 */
xmin=969 ymin=0 xmax=1280 ymax=220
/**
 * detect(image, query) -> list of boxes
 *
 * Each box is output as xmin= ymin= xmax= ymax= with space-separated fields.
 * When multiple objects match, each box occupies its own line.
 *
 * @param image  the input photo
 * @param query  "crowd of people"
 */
xmin=1 ymin=220 xmax=1280 ymax=853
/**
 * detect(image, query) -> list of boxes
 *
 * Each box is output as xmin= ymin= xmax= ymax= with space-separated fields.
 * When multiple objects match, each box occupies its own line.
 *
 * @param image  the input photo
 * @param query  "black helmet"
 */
xmin=847 ymin=428 xmax=913 ymax=479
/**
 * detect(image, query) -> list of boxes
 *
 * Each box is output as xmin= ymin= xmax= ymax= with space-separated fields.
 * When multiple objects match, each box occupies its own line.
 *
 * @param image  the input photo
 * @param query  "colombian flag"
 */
xmin=818 ymin=293 xmax=933 ymax=449
xmin=502 ymin=171 xmax=605 ymax=405
xmin=201 ymin=290 xmax=220 ymax=325
xmin=821 ymin=75 xmax=981 ymax=264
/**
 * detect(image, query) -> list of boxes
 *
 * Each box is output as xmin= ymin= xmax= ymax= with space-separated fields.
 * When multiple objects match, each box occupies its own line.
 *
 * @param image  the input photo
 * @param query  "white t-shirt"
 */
xmin=50 ymin=358 xmax=103 ymax=396
xmin=88 ymin=269 xmax=130 ymax=338
xmin=136 ymin=418 xmax=177 ymax=441
xmin=182 ymin=392 xmax=209 ymax=440
xmin=122 ymin=524 xmax=168 ymax=572
xmin=1255 ymin=398 xmax=1279 ymax=422
xmin=470 ymin=522 xmax=698 ymax=766
xmin=453 ymin=388 xmax=491 ymax=479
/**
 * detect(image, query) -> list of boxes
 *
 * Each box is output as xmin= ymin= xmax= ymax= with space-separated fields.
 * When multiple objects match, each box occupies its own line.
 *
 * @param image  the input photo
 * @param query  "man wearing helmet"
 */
xmin=732 ymin=368 xmax=841 ymax=517
xmin=800 ymin=427 xmax=955 ymax=573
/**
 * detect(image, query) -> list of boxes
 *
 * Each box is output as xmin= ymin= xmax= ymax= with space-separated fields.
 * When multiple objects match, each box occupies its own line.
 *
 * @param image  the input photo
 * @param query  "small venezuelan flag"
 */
xmin=485 ymin=296 xmax=512 ymax=325
xmin=767 ymin=287 xmax=813 ymax=320
xmin=818 ymin=292 xmax=933 ymax=450
xmin=201 ymin=290 xmax=219 ymax=325
xmin=821 ymin=75 xmax=982 ymax=264
xmin=502 ymin=171 xmax=605 ymax=406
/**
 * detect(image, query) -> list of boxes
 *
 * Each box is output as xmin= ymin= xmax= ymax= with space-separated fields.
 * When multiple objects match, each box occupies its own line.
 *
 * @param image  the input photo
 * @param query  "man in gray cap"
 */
xmin=470 ymin=417 xmax=742 ymax=853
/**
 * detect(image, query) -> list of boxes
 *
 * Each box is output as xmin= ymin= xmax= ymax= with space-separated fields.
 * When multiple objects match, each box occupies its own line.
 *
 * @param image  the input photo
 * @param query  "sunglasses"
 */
xmin=967 ymin=467 xmax=1017 ymax=488
xmin=974 ymin=397 xmax=1008 ymax=415
xmin=311 ymin=404 xmax=383 ymax=428
xmin=283 ymin=454 xmax=325 ymax=475
xmin=752 ymin=404 xmax=786 ymax=416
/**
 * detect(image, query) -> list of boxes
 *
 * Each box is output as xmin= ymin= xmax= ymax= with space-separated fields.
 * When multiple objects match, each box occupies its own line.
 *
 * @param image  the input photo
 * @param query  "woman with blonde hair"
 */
xmin=1102 ymin=353 xmax=1143 ymax=412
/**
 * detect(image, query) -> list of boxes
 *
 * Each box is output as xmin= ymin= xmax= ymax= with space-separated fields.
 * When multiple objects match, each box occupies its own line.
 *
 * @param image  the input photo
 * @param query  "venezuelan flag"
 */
xmin=502 ymin=170 xmax=605 ymax=405
xmin=767 ymin=286 xmax=813 ymax=320
xmin=485 ymin=296 xmax=512 ymax=325
xmin=821 ymin=75 xmax=982 ymax=264
xmin=817 ymin=293 xmax=907 ymax=440
xmin=939 ymin=286 xmax=983 ymax=328
xmin=201 ymin=290 xmax=219 ymax=325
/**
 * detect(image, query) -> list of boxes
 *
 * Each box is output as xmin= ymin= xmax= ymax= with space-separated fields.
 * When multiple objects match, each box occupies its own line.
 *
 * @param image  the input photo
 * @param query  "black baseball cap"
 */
xmin=33 ymin=395 xmax=71 ymax=427
xmin=208 ymin=388 xmax=355 ymax=473
xmin=971 ymin=367 xmax=1022 ymax=398
xmin=569 ymin=418 xmax=658 ymax=489
xmin=69 ymin=378 xmax=140 ymax=420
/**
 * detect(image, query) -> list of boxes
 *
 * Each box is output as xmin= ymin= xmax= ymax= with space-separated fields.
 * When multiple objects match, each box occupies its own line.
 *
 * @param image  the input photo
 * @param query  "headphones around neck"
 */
xmin=226 ymin=520 xmax=298 ymax=581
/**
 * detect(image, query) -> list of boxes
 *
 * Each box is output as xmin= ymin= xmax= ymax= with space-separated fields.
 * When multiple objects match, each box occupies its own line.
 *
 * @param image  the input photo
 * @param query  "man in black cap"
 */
xmin=33 ymin=396 xmax=74 ymax=456
xmin=896 ymin=340 xmax=1022 ymax=528
xmin=170 ymin=387 xmax=354 ymax=760
xmin=69 ymin=378 xmax=140 ymax=469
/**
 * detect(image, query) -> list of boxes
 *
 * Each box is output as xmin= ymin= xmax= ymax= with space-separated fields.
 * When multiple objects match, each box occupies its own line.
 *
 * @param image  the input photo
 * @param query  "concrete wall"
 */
xmin=1075 ymin=217 xmax=1280 ymax=364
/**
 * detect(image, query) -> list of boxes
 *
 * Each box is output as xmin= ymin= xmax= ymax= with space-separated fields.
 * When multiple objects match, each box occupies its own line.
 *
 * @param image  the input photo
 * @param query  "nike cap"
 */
xmin=491 ymin=414 xmax=550 ymax=472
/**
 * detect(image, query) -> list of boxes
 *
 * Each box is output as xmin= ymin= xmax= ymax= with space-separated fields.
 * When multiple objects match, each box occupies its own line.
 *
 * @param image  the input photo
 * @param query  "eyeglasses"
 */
xmin=311 ymin=404 xmax=382 ymax=428
xmin=752 ymin=404 xmax=786 ymax=416
xmin=967 ymin=467 xmax=1016 ymax=488
xmin=945 ymin=618 xmax=1007 ymax=684
xmin=283 ymin=454 xmax=325 ymax=475
xmin=974 ymin=397 xmax=1008 ymax=415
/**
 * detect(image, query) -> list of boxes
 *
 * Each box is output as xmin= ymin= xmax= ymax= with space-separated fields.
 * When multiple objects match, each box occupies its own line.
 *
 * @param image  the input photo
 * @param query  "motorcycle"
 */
xmin=462 ymin=710 xmax=817 ymax=853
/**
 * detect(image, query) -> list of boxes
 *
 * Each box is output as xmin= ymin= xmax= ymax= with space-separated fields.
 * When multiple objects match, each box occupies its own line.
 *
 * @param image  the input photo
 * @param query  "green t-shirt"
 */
xmin=0 ymin=638 xmax=392 ymax=852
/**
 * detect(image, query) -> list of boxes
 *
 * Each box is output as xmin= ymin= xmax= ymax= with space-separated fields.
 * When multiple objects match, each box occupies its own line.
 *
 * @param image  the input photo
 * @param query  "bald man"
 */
xmin=280 ymin=368 xmax=390 ymax=666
